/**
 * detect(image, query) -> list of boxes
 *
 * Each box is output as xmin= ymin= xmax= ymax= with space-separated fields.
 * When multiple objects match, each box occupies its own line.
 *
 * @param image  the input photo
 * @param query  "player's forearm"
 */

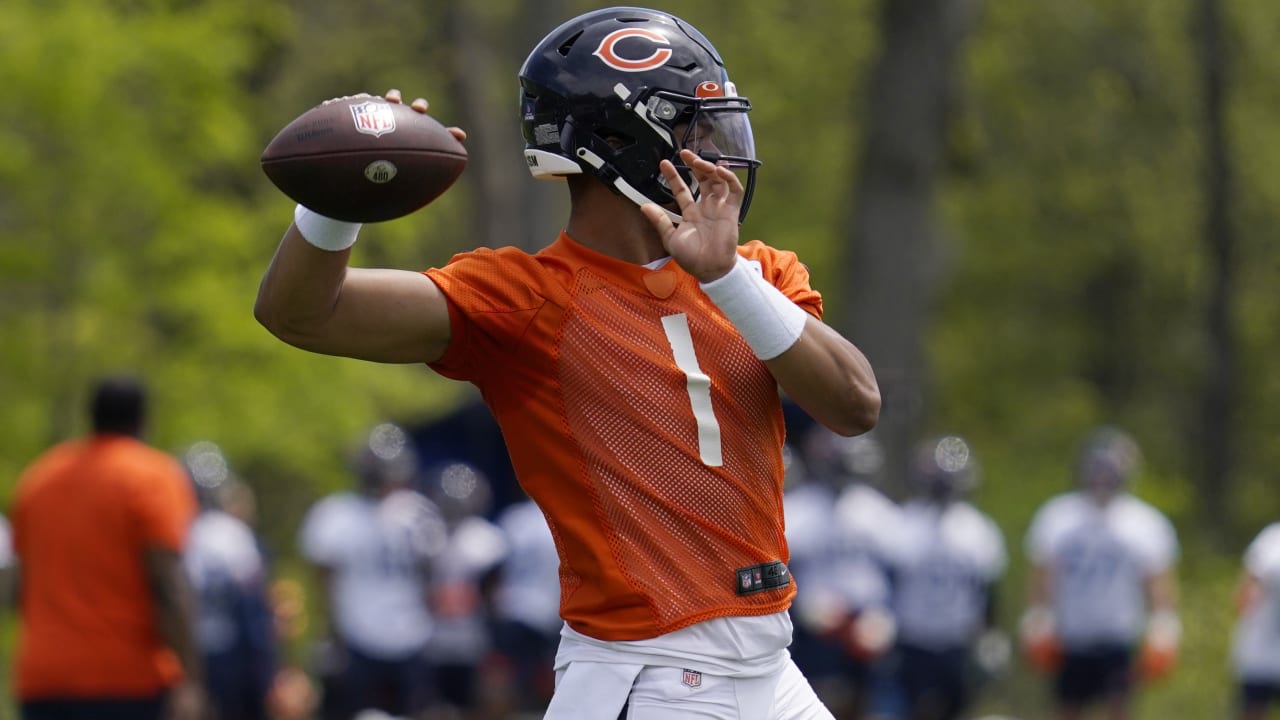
xmin=256 ymin=227 xmax=452 ymax=363
xmin=1027 ymin=564 xmax=1052 ymax=607
xmin=145 ymin=549 xmax=205 ymax=685
xmin=1146 ymin=570 xmax=1177 ymax=611
xmin=767 ymin=318 xmax=880 ymax=436
xmin=255 ymin=225 xmax=352 ymax=349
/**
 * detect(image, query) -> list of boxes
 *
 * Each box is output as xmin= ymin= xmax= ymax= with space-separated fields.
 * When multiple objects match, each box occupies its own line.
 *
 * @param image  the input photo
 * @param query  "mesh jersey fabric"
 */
xmin=426 ymin=232 xmax=821 ymax=641
xmin=12 ymin=435 xmax=197 ymax=698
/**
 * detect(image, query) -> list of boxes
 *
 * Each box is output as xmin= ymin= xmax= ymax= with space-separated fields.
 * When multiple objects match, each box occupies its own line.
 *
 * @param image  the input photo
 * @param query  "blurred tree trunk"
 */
xmin=1194 ymin=0 xmax=1235 ymax=545
xmin=440 ymin=1 xmax=566 ymax=251
xmin=843 ymin=0 xmax=980 ymax=494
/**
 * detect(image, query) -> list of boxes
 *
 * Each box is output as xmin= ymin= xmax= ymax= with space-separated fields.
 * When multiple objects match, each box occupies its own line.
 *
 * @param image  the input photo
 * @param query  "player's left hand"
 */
xmin=641 ymin=148 xmax=742 ymax=283
xmin=1138 ymin=610 xmax=1181 ymax=682
xmin=384 ymin=88 xmax=467 ymax=143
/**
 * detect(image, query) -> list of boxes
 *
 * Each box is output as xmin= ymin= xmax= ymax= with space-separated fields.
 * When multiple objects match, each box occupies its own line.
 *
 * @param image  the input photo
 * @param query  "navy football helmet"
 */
xmin=1074 ymin=426 xmax=1141 ymax=500
xmin=518 ymin=6 xmax=760 ymax=223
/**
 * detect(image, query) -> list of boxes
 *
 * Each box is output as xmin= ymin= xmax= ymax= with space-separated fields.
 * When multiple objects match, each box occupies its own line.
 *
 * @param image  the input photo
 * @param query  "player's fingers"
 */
xmin=679 ymin=149 xmax=718 ymax=184
xmin=714 ymin=164 xmax=744 ymax=195
xmin=447 ymin=127 xmax=468 ymax=142
xmin=385 ymin=88 xmax=404 ymax=104
xmin=410 ymin=97 xmax=430 ymax=114
xmin=658 ymin=159 xmax=697 ymax=210
xmin=679 ymin=150 xmax=743 ymax=199
xmin=640 ymin=202 xmax=676 ymax=238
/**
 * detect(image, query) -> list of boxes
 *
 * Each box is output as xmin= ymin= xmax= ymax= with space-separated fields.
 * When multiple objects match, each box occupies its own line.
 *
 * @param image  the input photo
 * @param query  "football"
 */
xmin=261 ymin=96 xmax=467 ymax=223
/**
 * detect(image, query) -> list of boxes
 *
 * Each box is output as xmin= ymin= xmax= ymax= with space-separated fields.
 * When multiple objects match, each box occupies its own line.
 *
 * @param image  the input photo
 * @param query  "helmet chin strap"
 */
xmin=576 ymin=147 xmax=685 ymax=224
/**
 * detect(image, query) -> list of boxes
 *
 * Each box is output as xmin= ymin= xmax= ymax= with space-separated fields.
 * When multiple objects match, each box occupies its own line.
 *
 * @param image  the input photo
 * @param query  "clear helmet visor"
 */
xmin=648 ymin=88 xmax=760 ymax=222
xmin=675 ymin=99 xmax=757 ymax=167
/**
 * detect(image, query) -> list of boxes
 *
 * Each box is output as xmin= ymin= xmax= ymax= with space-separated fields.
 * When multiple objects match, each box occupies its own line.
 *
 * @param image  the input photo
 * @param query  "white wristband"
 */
xmin=699 ymin=255 xmax=808 ymax=360
xmin=293 ymin=204 xmax=362 ymax=252
xmin=1146 ymin=609 xmax=1182 ymax=647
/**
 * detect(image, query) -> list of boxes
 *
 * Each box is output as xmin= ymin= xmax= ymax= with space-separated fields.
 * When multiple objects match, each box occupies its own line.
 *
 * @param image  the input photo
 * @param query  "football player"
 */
xmin=785 ymin=426 xmax=901 ymax=720
xmin=0 ymin=511 xmax=11 ymax=605
xmin=256 ymin=7 xmax=880 ymax=719
xmin=488 ymin=494 xmax=563 ymax=715
xmin=1231 ymin=521 xmax=1280 ymax=720
xmin=884 ymin=436 xmax=1007 ymax=720
xmin=181 ymin=442 xmax=277 ymax=720
xmin=418 ymin=461 xmax=508 ymax=720
xmin=1022 ymin=427 xmax=1180 ymax=720
xmin=253 ymin=7 xmax=875 ymax=717
xmin=298 ymin=423 xmax=447 ymax=720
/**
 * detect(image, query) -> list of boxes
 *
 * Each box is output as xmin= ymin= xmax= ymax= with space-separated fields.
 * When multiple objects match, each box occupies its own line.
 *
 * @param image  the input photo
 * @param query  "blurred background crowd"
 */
xmin=4 ymin=389 xmax=1278 ymax=720
xmin=3 ymin=0 xmax=1280 ymax=718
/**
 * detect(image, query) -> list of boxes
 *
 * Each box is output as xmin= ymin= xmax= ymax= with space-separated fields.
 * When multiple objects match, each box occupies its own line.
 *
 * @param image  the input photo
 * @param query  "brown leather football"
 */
xmin=261 ymin=96 xmax=467 ymax=223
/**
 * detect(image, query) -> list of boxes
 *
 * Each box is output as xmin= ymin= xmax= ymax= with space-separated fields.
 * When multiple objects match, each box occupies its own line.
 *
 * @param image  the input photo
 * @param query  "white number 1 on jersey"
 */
xmin=661 ymin=313 xmax=723 ymax=467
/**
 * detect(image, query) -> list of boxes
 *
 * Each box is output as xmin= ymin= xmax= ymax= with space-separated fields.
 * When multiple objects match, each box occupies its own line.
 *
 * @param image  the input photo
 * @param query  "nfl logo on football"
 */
xmin=682 ymin=668 xmax=702 ymax=688
xmin=350 ymin=101 xmax=397 ymax=138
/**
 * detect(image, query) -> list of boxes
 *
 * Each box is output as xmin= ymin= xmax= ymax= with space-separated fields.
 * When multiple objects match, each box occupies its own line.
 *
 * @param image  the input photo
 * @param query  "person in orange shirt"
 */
xmin=254 ymin=7 xmax=880 ymax=719
xmin=11 ymin=375 xmax=207 ymax=720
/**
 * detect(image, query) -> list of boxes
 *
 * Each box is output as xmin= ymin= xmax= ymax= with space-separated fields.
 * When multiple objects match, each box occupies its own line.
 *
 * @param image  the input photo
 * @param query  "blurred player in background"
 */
xmin=419 ymin=460 xmax=508 ymax=720
xmin=10 ymin=375 xmax=206 ymax=720
xmin=182 ymin=442 xmax=278 ymax=720
xmin=487 ymin=493 xmax=563 ymax=717
xmin=298 ymin=423 xmax=447 ymax=720
xmin=0 ymin=511 xmax=12 ymax=606
xmin=1021 ymin=426 xmax=1180 ymax=720
xmin=883 ymin=436 xmax=1007 ymax=720
xmin=255 ymin=6 xmax=880 ymax=718
xmin=0 ymin=510 xmax=13 ymax=701
xmin=785 ymin=427 xmax=901 ymax=720
xmin=1231 ymin=521 xmax=1280 ymax=720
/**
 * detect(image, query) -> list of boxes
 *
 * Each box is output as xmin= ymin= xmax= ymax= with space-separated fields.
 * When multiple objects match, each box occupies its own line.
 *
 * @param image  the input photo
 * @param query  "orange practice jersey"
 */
xmin=12 ymin=436 xmax=197 ymax=699
xmin=426 ymin=233 xmax=822 ymax=641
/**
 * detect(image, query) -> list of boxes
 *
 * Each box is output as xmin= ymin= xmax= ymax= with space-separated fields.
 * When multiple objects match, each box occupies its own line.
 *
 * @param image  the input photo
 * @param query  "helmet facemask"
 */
xmin=570 ymin=83 xmax=759 ymax=224
xmin=660 ymin=93 xmax=758 ymax=223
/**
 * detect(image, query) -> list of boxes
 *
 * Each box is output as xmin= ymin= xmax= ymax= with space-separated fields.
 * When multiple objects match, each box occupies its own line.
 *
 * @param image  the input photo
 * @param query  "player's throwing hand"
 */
xmin=641 ymin=149 xmax=743 ymax=283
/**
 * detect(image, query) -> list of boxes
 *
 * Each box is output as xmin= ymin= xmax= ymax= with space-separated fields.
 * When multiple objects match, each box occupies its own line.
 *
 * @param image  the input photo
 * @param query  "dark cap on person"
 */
xmin=90 ymin=374 xmax=147 ymax=437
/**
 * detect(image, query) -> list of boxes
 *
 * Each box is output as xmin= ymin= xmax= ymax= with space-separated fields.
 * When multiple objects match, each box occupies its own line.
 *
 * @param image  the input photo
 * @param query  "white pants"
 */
xmin=546 ymin=657 xmax=834 ymax=720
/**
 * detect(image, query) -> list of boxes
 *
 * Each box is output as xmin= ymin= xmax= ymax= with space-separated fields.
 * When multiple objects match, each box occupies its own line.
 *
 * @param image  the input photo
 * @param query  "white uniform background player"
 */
xmin=0 ymin=512 xmax=10 ymax=705
xmin=298 ymin=423 xmax=447 ymax=720
xmin=0 ymin=512 xmax=12 ymax=572
xmin=187 ymin=506 xmax=269 ymax=644
xmin=1232 ymin=522 xmax=1280 ymax=719
xmin=785 ymin=428 xmax=901 ymax=720
xmin=1025 ymin=493 xmax=1177 ymax=646
xmin=301 ymin=484 xmax=445 ymax=659
xmin=0 ymin=511 xmax=12 ymax=601
xmin=885 ymin=436 xmax=1006 ymax=720
xmin=182 ymin=441 xmax=277 ymax=720
xmin=1022 ymin=427 xmax=1179 ymax=717
xmin=420 ymin=461 xmax=508 ymax=717
xmin=491 ymin=496 xmax=563 ymax=713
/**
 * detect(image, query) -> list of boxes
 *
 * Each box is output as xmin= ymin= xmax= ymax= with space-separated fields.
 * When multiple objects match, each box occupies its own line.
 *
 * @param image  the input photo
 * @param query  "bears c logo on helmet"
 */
xmin=593 ymin=28 xmax=673 ymax=72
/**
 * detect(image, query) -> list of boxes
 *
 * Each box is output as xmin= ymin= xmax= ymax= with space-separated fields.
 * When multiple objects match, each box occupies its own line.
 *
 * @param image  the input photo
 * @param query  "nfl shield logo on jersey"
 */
xmin=350 ymin=101 xmax=397 ymax=137
xmin=682 ymin=668 xmax=703 ymax=688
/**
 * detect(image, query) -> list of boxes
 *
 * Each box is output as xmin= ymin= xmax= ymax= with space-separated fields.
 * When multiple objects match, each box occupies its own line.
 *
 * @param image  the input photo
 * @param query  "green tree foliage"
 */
xmin=0 ymin=0 xmax=471 ymax=556
xmin=939 ymin=0 xmax=1280 ymax=537
xmin=935 ymin=2 xmax=1278 ymax=715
